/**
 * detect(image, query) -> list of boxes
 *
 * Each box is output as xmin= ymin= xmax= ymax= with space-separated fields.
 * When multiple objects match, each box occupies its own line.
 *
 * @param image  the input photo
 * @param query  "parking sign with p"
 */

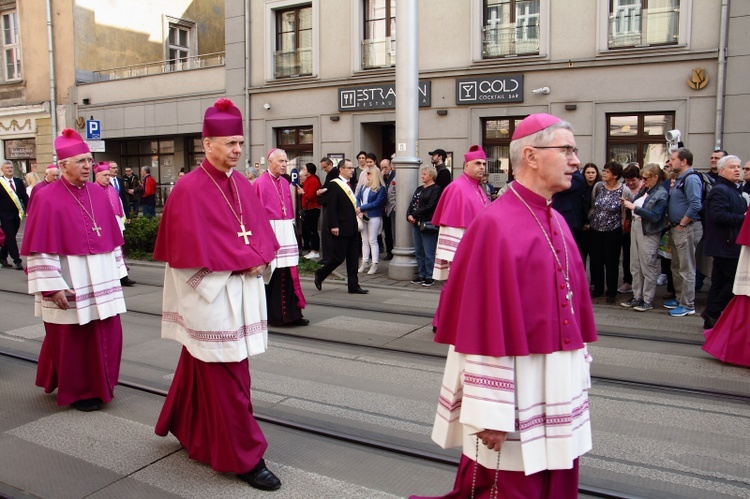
xmin=86 ymin=120 xmax=101 ymax=140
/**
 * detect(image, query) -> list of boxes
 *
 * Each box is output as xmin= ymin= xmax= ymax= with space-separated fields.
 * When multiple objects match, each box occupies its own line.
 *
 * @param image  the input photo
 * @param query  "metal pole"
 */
xmin=714 ymin=0 xmax=730 ymax=150
xmin=46 ymin=0 xmax=58 ymax=159
xmin=388 ymin=0 xmax=420 ymax=280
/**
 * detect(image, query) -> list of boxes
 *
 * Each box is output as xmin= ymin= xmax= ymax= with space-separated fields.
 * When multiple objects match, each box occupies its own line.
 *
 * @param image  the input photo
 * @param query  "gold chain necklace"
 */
xmin=509 ymin=183 xmax=574 ymax=314
xmin=63 ymin=182 xmax=102 ymax=237
xmin=200 ymin=166 xmax=252 ymax=245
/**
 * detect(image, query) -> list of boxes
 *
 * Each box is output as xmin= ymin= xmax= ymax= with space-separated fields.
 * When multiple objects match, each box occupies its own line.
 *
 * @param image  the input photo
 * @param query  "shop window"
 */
xmin=275 ymin=5 xmax=312 ymax=78
xmin=1 ymin=10 xmax=21 ymax=81
xmin=608 ymin=0 xmax=680 ymax=49
xmin=482 ymin=0 xmax=540 ymax=58
xmin=606 ymin=113 xmax=674 ymax=167
xmin=275 ymin=126 xmax=313 ymax=169
xmin=482 ymin=117 xmax=526 ymax=188
xmin=362 ymin=0 xmax=395 ymax=69
xmin=187 ymin=137 xmax=204 ymax=171
xmin=120 ymin=139 xmax=177 ymax=206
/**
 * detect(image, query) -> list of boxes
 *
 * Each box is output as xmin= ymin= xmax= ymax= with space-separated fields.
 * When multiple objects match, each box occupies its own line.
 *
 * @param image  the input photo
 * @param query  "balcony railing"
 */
xmin=362 ymin=37 xmax=395 ymax=69
xmin=89 ymin=52 xmax=225 ymax=82
xmin=482 ymin=23 xmax=540 ymax=58
xmin=274 ymin=48 xmax=312 ymax=78
xmin=609 ymin=7 xmax=679 ymax=48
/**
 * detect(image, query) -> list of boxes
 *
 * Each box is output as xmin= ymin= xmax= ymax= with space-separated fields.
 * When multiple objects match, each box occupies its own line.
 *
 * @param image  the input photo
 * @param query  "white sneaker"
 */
xmin=656 ymin=274 xmax=667 ymax=286
xmin=358 ymin=260 xmax=369 ymax=273
xmin=304 ymin=251 xmax=320 ymax=260
xmin=367 ymin=263 xmax=378 ymax=275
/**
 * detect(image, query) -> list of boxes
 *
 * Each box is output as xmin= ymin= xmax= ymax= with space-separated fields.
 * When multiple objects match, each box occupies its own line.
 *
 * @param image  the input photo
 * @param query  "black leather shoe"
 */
xmin=238 ymin=459 xmax=281 ymax=491
xmin=291 ymin=318 xmax=309 ymax=326
xmin=314 ymin=272 xmax=322 ymax=291
xmin=71 ymin=398 xmax=102 ymax=412
xmin=120 ymin=277 xmax=136 ymax=286
xmin=701 ymin=312 xmax=717 ymax=330
xmin=348 ymin=287 xmax=369 ymax=294
xmin=384 ymin=253 xmax=394 ymax=261
xmin=14 ymin=262 xmax=24 ymax=271
xmin=1 ymin=261 xmax=11 ymax=268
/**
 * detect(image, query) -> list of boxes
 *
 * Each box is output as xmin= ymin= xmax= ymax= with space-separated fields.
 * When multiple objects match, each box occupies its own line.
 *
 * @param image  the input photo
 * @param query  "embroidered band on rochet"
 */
xmin=163 ymin=311 xmax=266 ymax=343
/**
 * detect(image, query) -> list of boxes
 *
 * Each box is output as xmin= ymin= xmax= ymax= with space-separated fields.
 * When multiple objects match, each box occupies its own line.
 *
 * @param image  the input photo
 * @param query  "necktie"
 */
xmin=9 ymin=178 xmax=15 ymax=191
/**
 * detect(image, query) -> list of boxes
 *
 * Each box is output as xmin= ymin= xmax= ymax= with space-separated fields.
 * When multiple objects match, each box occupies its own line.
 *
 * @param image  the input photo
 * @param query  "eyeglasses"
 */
xmin=65 ymin=157 xmax=93 ymax=167
xmin=531 ymin=145 xmax=579 ymax=157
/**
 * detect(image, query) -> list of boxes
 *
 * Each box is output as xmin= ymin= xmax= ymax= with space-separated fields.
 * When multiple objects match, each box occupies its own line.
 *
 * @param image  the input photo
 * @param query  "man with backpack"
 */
xmin=664 ymin=147 xmax=703 ymax=317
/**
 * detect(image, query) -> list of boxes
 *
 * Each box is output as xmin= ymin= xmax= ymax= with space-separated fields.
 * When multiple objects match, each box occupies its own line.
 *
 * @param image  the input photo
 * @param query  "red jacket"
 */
xmin=142 ymin=175 xmax=157 ymax=198
xmin=301 ymin=175 xmax=321 ymax=210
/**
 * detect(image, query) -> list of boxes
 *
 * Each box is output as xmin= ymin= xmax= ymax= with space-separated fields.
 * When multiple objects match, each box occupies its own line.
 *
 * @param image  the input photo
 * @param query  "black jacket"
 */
xmin=325 ymin=179 xmax=358 ymax=237
xmin=0 ymin=177 xmax=28 ymax=218
xmin=703 ymin=176 xmax=748 ymax=258
xmin=552 ymin=170 xmax=586 ymax=231
xmin=407 ymin=183 xmax=441 ymax=222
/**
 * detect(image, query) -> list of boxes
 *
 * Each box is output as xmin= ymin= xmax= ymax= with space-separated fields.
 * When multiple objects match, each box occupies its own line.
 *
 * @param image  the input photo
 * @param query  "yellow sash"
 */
xmin=332 ymin=178 xmax=357 ymax=209
xmin=1 ymin=177 xmax=24 ymax=220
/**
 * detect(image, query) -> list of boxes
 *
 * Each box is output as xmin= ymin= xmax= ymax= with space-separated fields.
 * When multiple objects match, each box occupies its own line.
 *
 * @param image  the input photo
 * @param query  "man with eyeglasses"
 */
xmin=0 ymin=159 xmax=28 ymax=270
xmin=414 ymin=114 xmax=596 ymax=499
xmin=21 ymin=128 xmax=127 ymax=413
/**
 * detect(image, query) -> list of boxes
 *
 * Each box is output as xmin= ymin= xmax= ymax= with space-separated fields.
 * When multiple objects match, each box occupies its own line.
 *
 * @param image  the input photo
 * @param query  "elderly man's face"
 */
xmin=60 ymin=154 xmax=94 ymax=186
xmin=45 ymin=168 xmax=60 ymax=183
xmin=268 ymin=150 xmax=288 ymax=176
xmin=380 ymin=159 xmax=392 ymax=175
xmin=339 ymin=160 xmax=354 ymax=180
xmin=535 ymin=128 xmax=580 ymax=194
xmin=109 ymin=164 xmax=119 ymax=176
xmin=204 ymin=135 xmax=244 ymax=172
xmin=719 ymin=158 xmax=742 ymax=183
xmin=95 ymin=169 xmax=112 ymax=187
xmin=465 ymin=159 xmax=485 ymax=181
xmin=1 ymin=162 xmax=12 ymax=177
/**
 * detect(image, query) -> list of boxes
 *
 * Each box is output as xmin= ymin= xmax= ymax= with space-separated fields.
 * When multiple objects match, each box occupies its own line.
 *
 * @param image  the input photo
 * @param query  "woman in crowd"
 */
xmin=407 ymin=165 xmax=441 ymax=287
xmin=24 ymin=171 xmax=40 ymax=197
xmin=356 ymin=164 xmax=386 ymax=274
xmin=703 ymin=214 xmax=750 ymax=367
xmin=580 ymin=163 xmax=602 ymax=269
xmin=620 ymin=163 xmax=668 ymax=311
xmin=618 ymin=164 xmax=644 ymax=293
xmin=297 ymin=163 xmax=322 ymax=260
xmin=589 ymin=161 xmax=633 ymax=303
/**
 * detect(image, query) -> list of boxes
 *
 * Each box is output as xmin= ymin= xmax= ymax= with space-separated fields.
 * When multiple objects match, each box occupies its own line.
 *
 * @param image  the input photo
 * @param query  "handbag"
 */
xmin=357 ymin=216 xmax=364 ymax=232
xmin=418 ymin=220 xmax=438 ymax=233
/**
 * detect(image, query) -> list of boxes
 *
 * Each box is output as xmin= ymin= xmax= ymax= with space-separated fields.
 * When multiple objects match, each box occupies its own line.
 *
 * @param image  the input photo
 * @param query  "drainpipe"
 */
xmin=46 ymin=0 xmax=58 ymax=159
xmin=244 ymin=1 xmax=251 ymax=170
xmin=714 ymin=0 xmax=729 ymax=150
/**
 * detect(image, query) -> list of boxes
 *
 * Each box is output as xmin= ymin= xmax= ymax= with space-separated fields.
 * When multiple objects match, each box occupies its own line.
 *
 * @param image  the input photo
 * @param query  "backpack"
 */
xmin=675 ymin=170 xmax=713 ymax=221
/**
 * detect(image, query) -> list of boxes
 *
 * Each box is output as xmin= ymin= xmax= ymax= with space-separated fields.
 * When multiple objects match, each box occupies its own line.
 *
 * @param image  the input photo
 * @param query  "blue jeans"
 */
xmin=142 ymin=203 xmax=156 ymax=217
xmin=412 ymin=225 xmax=438 ymax=279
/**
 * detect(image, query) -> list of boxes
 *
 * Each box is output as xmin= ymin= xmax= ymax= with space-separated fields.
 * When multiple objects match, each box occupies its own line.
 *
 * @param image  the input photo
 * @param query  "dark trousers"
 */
xmin=316 ymin=233 xmax=359 ymax=291
xmin=574 ymin=228 xmax=589 ymax=269
xmin=621 ymin=231 xmax=632 ymax=284
xmin=0 ymin=214 xmax=21 ymax=264
xmin=661 ymin=255 xmax=675 ymax=294
xmin=590 ymin=229 xmax=623 ymax=297
xmin=382 ymin=212 xmax=394 ymax=254
xmin=301 ymin=209 xmax=320 ymax=251
xmin=704 ymin=257 xmax=740 ymax=319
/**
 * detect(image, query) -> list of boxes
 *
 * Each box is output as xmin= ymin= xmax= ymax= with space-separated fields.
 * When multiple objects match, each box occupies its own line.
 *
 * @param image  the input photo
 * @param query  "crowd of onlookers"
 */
xmin=554 ymin=147 xmax=749 ymax=328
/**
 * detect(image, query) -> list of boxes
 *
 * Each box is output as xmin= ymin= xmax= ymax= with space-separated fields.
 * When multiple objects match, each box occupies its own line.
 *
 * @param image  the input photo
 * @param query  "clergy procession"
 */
xmin=1 ymin=104 xmax=748 ymax=498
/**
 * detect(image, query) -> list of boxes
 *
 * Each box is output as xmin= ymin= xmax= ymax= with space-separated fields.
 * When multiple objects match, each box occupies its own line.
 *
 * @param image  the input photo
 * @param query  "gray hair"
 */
xmin=509 ymin=120 xmax=574 ymax=170
xmin=420 ymin=164 xmax=437 ymax=180
xmin=717 ymin=155 xmax=741 ymax=171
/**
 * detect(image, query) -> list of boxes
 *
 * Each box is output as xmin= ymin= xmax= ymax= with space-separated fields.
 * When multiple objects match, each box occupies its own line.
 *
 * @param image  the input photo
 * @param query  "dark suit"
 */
xmin=0 ymin=176 xmax=29 ymax=266
xmin=110 ymin=175 xmax=128 ymax=209
xmin=316 ymin=178 xmax=360 ymax=291
xmin=703 ymin=176 xmax=748 ymax=320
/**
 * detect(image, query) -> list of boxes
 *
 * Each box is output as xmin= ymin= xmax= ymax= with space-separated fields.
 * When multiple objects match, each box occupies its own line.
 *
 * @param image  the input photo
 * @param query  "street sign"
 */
xmin=86 ymin=140 xmax=106 ymax=152
xmin=290 ymin=167 xmax=299 ymax=186
xmin=86 ymin=120 xmax=101 ymax=140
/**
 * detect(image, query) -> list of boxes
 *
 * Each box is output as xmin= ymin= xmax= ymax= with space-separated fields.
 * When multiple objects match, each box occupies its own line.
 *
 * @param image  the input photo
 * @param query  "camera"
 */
xmin=665 ymin=129 xmax=681 ymax=143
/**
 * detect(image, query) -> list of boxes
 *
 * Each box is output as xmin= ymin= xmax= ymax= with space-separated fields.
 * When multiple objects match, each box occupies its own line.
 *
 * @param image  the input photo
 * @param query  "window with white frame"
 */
xmin=362 ymin=0 xmax=395 ymax=69
xmin=275 ymin=5 xmax=312 ymax=78
xmin=608 ymin=0 xmax=680 ymax=48
xmin=2 ymin=10 xmax=21 ymax=81
xmin=165 ymin=17 xmax=196 ymax=71
xmin=483 ymin=0 xmax=540 ymax=58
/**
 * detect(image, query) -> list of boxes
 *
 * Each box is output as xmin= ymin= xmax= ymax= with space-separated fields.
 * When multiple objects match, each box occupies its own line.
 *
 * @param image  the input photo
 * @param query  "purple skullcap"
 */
xmin=46 ymin=163 xmax=58 ymax=170
xmin=202 ymin=98 xmax=244 ymax=137
xmin=267 ymin=148 xmax=278 ymax=160
xmin=512 ymin=113 xmax=563 ymax=141
xmin=464 ymin=145 xmax=487 ymax=163
xmin=54 ymin=128 xmax=90 ymax=160
xmin=94 ymin=161 xmax=110 ymax=174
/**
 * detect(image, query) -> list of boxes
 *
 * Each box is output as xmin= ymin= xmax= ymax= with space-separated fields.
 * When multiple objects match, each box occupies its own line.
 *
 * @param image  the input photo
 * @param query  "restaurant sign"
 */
xmin=339 ymin=81 xmax=431 ymax=111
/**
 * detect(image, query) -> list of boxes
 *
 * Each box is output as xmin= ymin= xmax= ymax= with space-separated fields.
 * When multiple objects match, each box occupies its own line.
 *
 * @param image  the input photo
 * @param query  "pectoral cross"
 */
xmin=237 ymin=224 xmax=252 ymax=245
xmin=566 ymin=286 xmax=574 ymax=315
xmin=92 ymin=224 xmax=102 ymax=237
